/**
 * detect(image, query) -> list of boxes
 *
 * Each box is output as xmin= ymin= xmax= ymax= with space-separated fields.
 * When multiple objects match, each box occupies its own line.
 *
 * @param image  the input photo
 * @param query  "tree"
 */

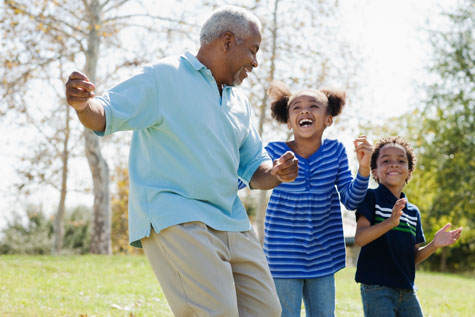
xmin=417 ymin=0 xmax=474 ymax=271
xmin=1 ymin=0 xmax=193 ymax=253
xmin=357 ymin=0 xmax=474 ymax=271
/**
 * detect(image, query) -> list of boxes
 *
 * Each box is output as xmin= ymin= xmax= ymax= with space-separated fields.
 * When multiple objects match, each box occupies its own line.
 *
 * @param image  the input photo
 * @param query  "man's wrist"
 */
xmin=74 ymin=102 xmax=90 ymax=114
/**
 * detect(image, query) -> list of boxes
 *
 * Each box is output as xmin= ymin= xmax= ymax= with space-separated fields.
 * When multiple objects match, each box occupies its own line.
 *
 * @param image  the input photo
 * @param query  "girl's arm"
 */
xmin=354 ymin=136 xmax=372 ymax=177
xmin=336 ymin=141 xmax=370 ymax=210
xmin=414 ymin=223 xmax=463 ymax=264
xmin=355 ymin=198 xmax=405 ymax=246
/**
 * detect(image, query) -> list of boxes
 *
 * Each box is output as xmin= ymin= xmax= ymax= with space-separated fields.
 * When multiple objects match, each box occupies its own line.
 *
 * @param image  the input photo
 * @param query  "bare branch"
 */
xmin=103 ymin=13 xmax=199 ymax=28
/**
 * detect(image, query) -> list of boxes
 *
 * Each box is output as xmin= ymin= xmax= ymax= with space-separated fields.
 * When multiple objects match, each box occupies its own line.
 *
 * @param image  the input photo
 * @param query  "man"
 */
xmin=65 ymin=6 xmax=298 ymax=316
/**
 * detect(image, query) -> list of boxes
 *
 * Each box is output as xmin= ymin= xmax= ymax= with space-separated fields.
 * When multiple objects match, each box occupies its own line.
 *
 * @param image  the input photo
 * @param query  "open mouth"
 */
xmin=298 ymin=118 xmax=313 ymax=127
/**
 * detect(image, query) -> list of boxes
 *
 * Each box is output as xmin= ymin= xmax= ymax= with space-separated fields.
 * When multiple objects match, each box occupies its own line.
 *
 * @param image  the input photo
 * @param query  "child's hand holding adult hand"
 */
xmin=354 ymin=136 xmax=372 ymax=177
xmin=271 ymin=151 xmax=299 ymax=183
xmin=388 ymin=198 xmax=405 ymax=227
xmin=433 ymin=224 xmax=463 ymax=248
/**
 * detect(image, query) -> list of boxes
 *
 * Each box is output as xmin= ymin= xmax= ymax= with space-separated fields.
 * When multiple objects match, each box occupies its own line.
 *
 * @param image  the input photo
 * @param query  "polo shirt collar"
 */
xmin=377 ymin=183 xmax=406 ymax=204
xmin=181 ymin=51 xmax=233 ymax=91
xmin=182 ymin=51 xmax=206 ymax=71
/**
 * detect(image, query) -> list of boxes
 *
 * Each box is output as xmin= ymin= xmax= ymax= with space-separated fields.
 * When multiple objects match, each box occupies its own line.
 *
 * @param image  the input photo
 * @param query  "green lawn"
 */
xmin=1 ymin=255 xmax=473 ymax=316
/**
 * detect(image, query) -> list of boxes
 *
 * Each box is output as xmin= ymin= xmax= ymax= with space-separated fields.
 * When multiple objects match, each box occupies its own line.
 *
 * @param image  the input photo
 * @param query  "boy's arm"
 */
xmin=66 ymin=71 xmax=106 ymax=131
xmin=355 ymin=198 xmax=405 ymax=246
xmin=249 ymin=151 xmax=298 ymax=190
xmin=414 ymin=223 xmax=463 ymax=264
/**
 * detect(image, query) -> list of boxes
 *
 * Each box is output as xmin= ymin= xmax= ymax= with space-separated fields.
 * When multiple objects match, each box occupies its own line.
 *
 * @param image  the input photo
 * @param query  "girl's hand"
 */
xmin=388 ymin=198 xmax=405 ymax=228
xmin=433 ymin=224 xmax=463 ymax=248
xmin=354 ymin=136 xmax=372 ymax=176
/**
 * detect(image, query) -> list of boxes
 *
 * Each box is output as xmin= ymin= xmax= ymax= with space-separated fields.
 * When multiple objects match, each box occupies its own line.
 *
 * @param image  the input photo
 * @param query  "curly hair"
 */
xmin=267 ymin=81 xmax=346 ymax=124
xmin=371 ymin=136 xmax=417 ymax=182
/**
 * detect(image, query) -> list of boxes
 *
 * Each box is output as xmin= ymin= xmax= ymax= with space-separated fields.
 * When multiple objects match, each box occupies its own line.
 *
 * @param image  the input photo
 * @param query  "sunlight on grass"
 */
xmin=0 ymin=256 xmax=473 ymax=316
xmin=0 ymin=255 xmax=173 ymax=316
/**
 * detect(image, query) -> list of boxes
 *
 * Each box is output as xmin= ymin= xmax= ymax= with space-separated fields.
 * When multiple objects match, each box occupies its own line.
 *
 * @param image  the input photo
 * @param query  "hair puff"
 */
xmin=320 ymin=88 xmax=346 ymax=117
xmin=268 ymin=81 xmax=292 ymax=123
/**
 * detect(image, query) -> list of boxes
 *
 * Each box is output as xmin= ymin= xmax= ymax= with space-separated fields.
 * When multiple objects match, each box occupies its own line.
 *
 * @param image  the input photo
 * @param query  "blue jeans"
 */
xmin=274 ymin=275 xmax=335 ymax=317
xmin=360 ymin=284 xmax=424 ymax=317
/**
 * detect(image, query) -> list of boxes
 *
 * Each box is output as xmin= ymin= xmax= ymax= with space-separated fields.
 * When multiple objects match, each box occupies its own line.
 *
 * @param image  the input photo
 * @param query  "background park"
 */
xmin=0 ymin=0 xmax=473 ymax=315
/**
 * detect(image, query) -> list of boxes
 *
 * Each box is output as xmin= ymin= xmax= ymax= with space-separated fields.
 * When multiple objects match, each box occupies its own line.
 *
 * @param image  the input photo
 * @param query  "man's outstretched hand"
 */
xmin=271 ymin=151 xmax=299 ymax=183
xmin=65 ymin=71 xmax=96 ymax=112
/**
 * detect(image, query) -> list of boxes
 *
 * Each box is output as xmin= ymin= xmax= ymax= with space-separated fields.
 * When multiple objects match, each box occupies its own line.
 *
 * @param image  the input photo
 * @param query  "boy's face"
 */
xmin=373 ymin=144 xmax=412 ymax=190
xmin=286 ymin=93 xmax=332 ymax=138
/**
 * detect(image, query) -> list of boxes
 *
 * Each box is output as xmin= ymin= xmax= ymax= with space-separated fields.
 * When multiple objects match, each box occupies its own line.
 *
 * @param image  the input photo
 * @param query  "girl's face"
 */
xmin=373 ymin=144 xmax=412 ymax=191
xmin=287 ymin=93 xmax=332 ymax=139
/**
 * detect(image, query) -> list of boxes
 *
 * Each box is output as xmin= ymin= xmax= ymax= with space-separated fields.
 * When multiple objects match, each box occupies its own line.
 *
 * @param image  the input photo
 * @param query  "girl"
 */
xmin=264 ymin=81 xmax=372 ymax=316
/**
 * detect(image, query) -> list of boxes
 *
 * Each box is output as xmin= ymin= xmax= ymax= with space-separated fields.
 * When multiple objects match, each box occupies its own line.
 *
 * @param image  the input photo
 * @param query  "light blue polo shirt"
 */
xmin=95 ymin=51 xmax=270 ymax=247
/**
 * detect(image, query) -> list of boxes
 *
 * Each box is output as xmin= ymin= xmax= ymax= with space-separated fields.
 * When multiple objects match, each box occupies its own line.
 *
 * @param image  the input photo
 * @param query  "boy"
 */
xmin=354 ymin=136 xmax=462 ymax=317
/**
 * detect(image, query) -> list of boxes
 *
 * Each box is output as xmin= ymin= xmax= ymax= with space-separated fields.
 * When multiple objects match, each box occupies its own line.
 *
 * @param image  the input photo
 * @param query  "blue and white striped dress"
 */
xmin=264 ymin=139 xmax=369 ymax=279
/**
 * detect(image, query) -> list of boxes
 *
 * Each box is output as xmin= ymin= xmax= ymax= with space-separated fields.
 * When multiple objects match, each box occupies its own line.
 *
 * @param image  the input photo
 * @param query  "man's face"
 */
xmin=225 ymin=25 xmax=261 ymax=86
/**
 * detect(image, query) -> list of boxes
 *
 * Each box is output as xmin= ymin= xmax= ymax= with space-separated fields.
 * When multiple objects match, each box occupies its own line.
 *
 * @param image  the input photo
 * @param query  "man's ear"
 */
xmin=221 ymin=31 xmax=235 ymax=52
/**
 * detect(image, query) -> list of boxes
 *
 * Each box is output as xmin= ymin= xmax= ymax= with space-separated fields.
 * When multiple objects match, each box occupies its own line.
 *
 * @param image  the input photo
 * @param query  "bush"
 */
xmin=61 ymin=205 xmax=91 ymax=254
xmin=0 ymin=204 xmax=92 ymax=255
xmin=0 ymin=205 xmax=53 ymax=254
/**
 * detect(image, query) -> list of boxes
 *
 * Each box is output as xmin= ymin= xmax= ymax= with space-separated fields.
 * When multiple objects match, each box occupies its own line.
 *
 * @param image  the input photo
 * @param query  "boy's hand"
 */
xmin=271 ymin=151 xmax=299 ymax=182
xmin=388 ymin=198 xmax=405 ymax=227
xmin=65 ymin=71 xmax=96 ymax=111
xmin=433 ymin=223 xmax=463 ymax=248
xmin=354 ymin=136 xmax=372 ymax=177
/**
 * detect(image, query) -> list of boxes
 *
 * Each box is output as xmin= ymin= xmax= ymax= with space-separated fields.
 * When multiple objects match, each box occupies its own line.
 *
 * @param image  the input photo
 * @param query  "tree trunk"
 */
xmin=84 ymin=0 xmax=111 ymax=254
xmin=84 ymin=129 xmax=111 ymax=254
xmin=53 ymin=105 xmax=71 ymax=254
xmin=254 ymin=0 xmax=280 ymax=245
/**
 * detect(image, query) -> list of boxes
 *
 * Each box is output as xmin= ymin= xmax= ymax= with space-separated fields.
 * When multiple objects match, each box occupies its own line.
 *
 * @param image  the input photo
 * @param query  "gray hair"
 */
xmin=200 ymin=6 xmax=262 ymax=45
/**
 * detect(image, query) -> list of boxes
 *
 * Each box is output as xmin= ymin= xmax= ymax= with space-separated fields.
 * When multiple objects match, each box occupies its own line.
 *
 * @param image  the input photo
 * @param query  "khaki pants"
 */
xmin=141 ymin=222 xmax=282 ymax=317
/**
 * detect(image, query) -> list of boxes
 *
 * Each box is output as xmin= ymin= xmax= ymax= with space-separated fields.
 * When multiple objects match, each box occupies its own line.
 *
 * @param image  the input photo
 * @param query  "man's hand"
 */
xmin=271 ymin=151 xmax=299 ymax=182
xmin=64 ymin=71 xmax=105 ymax=131
xmin=65 ymin=71 xmax=96 ymax=111
xmin=354 ymin=135 xmax=372 ymax=177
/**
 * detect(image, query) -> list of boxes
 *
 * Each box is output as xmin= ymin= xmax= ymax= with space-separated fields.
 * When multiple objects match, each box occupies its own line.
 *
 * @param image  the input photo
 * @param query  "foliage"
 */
xmin=0 ymin=205 xmax=91 ymax=255
xmin=111 ymin=165 xmax=142 ymax=254
xmin=1 ymin=0 xmax=196 ymax=254
xmin=0 ymin=205 xmax=53 ymax=255
xmin=61 ymin=205 xmax=92 ymax=254
xmin=416 ymin=0 xmax=474 ymax=271
xmin=358 ymin=0 xmax=474 ymax=272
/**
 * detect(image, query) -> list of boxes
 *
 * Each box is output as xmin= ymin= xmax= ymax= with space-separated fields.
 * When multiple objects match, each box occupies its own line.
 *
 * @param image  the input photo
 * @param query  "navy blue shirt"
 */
xmin=355 ymin=184 xmax=425 ymax=289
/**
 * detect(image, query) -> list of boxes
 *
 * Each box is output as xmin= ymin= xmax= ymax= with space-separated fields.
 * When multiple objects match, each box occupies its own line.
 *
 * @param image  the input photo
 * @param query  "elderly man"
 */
xmin=65 ymin=6 xmax=298 ymax=316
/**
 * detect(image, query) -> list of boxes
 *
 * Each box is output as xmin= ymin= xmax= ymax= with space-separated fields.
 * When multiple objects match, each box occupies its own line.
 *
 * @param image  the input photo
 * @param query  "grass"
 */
xmin=1 ymin=255 xmax=473 ymax=316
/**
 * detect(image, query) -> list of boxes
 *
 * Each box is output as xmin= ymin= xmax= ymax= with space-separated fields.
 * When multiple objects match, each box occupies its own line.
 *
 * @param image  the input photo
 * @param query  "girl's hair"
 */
xmin=268 ymin=81 xmax=346 ymax=123
xmin=371 ymin=136 xmax=417 ymax=181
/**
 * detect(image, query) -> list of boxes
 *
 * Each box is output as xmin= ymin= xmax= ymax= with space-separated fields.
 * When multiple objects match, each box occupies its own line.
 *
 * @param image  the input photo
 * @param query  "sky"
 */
xmin=0 ymin=0 xmax=452 ymax=230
